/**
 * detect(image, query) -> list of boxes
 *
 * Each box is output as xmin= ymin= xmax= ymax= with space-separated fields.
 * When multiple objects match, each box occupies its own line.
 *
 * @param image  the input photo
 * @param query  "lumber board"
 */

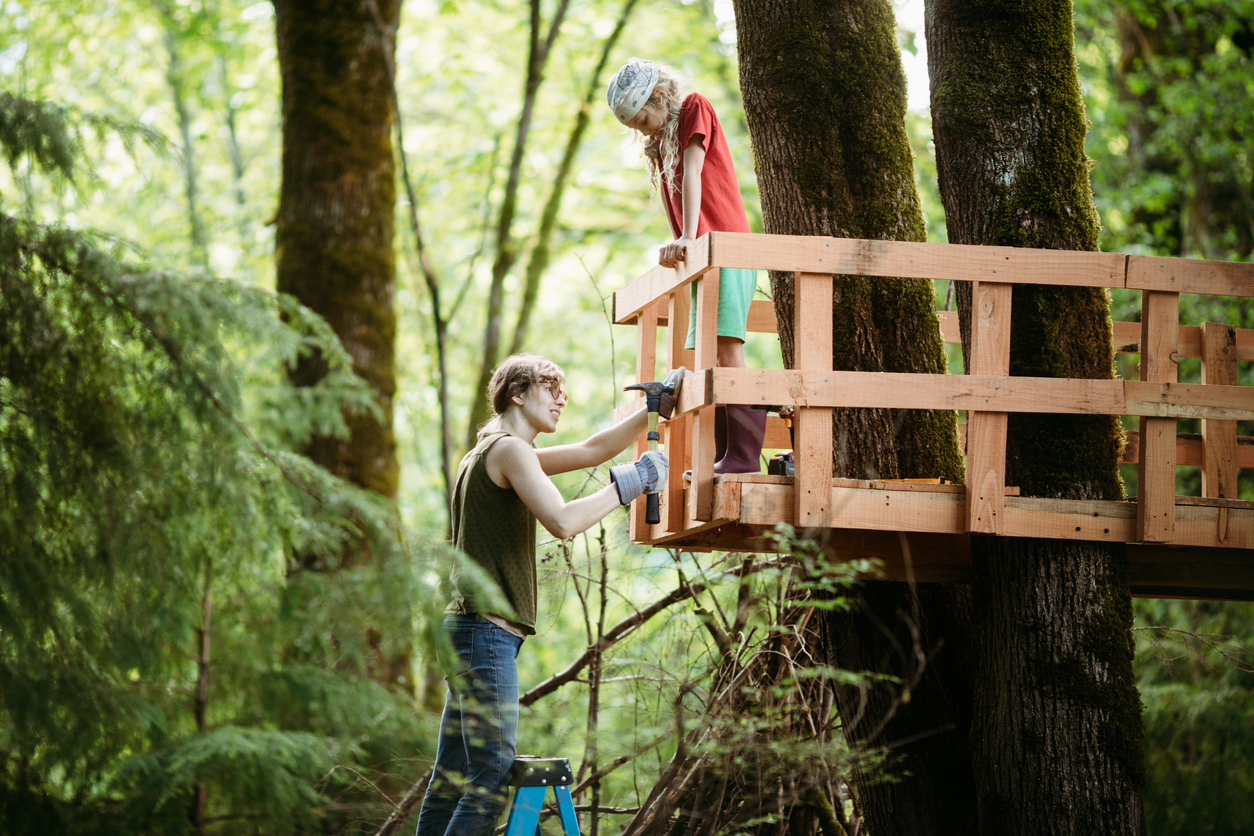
xmin=671 ymin=368 xmax=1254 ymax=422
xmin=708 ymin=233 xmax=1128 ymax=288
xmin=965 ymin=282 xmax=1011 ymax=534
xmin=657 ymin=299 xmax=777 ymax=334
xmin=1124 ymin=380 xmax=1254 ymax=421
xmin=1001 ymin=497 xmax=1136 ymax=543
xmin=1113 ymin=321 xmax=1254 ymax=361
xmin=1201 ymin=322 xmax=1239 ymax=500
xmin=793 ymin=272 xmax=834 ymax=530
xmin=1121 ymin=431 xmax=1254 ymax=468
xmin=1127 ymin=254 xmax=1254 ymax=297
xmin=667 ymin=291 xmax=694 ymax=532
xmin=1140 ymin=289 xmax=1180 ymax=543
xmin=630 ymin=302 xmax=660 ymax=541
xmin=689 ymin=405 xmax=716 ymax=523
xmin=613 ymin=236 xmax=712 ymax=324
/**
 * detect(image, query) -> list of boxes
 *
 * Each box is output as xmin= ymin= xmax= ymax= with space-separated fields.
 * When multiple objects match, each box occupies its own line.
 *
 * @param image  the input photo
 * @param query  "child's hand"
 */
xmin=659 ymin=237 xmax=696 ymax=268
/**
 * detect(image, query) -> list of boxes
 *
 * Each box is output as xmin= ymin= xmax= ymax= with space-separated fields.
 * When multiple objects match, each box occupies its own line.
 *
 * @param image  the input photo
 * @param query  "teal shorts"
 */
xmin=685 ymin=268 xmax=757 ymax=349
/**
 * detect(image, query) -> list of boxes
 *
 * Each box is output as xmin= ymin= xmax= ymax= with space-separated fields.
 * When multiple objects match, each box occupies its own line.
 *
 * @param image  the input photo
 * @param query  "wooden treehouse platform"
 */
xmin=612 ymin=232 xmax=1254 ymax=601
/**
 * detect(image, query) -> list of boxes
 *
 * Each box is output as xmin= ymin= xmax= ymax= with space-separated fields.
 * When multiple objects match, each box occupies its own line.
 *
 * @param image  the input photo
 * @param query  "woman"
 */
xmin=416 ymin=354 xmax=668 ymax=836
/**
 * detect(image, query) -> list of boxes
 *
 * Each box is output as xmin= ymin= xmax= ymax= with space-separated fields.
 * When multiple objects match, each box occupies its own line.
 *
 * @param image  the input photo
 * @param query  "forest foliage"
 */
xmin=1 ymin=1 xmax=1252 ymax=834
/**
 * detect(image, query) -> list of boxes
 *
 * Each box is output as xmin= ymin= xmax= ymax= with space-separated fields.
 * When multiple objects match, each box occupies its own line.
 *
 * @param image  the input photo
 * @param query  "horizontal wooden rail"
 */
xmin=673 ymin=368 xmax=1254 ymax=423
xmin=614 ymin=232 xmax=1254 ymax=324
xmin=937 ymin=311 xmax=1254 ymax=360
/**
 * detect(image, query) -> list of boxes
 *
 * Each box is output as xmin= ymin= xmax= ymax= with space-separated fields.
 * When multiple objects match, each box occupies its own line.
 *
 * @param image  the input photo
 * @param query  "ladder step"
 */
xmin=504 ymin=757 xmax=581 ymax=836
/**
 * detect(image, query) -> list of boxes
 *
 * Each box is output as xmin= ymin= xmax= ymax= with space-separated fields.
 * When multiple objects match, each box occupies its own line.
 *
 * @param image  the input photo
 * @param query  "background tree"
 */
xmin=926 ymin=1 xmax=1145 ymax=832
xmin=728 ymin=2 xmax=975 ymax=834
xmin=272 ymin=0 xmax=410 ymax=689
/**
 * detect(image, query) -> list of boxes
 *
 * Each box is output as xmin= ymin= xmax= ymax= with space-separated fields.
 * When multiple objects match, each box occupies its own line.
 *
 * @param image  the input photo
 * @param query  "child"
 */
xmin=415 ymin=354 xmax=668 ymax=836
xmin=606 ymin=57 xmax=765 ymax=474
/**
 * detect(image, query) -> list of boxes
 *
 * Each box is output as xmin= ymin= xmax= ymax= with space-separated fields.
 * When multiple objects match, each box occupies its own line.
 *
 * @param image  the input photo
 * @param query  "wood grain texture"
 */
xmin=1127 ymin=254 xmax=1254 ymax=297
xmin=1201 ymin=322 xmax=1238 ymax=503
xmin=793 ymin=273 xmax=834 ymax=529
xmin=1137 ymin=290 xmax=1179 ymax=542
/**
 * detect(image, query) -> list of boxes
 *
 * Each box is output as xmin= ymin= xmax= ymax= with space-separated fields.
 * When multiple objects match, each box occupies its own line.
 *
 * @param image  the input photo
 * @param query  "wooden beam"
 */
xmin=965 ymin=281 xmax=1011 ymax=534
xmin=630 ymin=302 xmax=660 ymax=541
xmin=1201 ymin=322 xmax=1239 ymax=509
xmin=670 ymin=368 xmax=1254 ymax=422
xmin=708 ymin=232 xmax=1128 ymax=288
xmin=1112 ymin=320 xmax=1254 ymax=361
xmin=666 ymin=290 xmax=694 ymax=532
xmin=1137 ymin=290 xmax=1180 ymax=543
xmin=1127 ymin=254 xmax=1254 ymax=297
xmin=613 ymin=235 xmax=712 ymax=324
xmin=1121 ymin=431 xmax=1254 ymax=468
xmin=688 ymin=273 xmax=721 ymax=522
xmin=792 ymin=272 xmax=834 ymax=531
xmin=656 ymin=299 xmax=778 ymax=334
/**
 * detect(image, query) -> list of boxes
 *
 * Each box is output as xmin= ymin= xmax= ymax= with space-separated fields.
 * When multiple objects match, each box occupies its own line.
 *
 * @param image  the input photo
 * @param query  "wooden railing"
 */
xmin=613 ymin=232 xmax=1254 ymax=558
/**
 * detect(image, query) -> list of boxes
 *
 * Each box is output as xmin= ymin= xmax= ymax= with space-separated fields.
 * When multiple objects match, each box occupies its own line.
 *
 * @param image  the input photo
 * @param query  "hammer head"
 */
xmin=624 ymin=381 xmax=669 ymax=398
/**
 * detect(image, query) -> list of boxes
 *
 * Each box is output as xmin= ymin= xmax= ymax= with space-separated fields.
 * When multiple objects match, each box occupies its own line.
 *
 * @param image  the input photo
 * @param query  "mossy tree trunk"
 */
xmin=926 ymin=1 xmax=1146 ymax=832
xmin=733 ymin=2 xmax=976 ymax=834
xmin=273 ymin=0 xmax=407 ymax=688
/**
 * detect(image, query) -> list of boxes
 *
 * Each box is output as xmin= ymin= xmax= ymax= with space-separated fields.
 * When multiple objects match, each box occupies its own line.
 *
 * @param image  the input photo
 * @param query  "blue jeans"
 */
xmin=416 ymin=615 xmax=524 ymax=836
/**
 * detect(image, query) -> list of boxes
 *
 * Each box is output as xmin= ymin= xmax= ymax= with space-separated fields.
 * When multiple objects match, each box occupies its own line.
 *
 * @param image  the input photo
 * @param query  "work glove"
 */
xmin=658 ymin=366 xmax=692 ymax=420
xmin=609 ymin=450 xmax=669 ymax=505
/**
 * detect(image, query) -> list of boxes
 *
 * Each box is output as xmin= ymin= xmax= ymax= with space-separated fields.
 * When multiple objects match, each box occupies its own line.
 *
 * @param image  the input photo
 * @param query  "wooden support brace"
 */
xmin=793 ymin=272 xmax=834 ymax=531
xmin=1201 ymin=321 xmax=1238 ymax=505
xmin=630 ymin=302 xmax=660 ymax=541
xmin=690 ymin=272 xmax=720 ymax=522
xmin=965 ymin=281 xmax=1011 ymax=534
xmin=666 ymin=289 xmax=693 ymax=532
xmin=1137 ymin=290 xmax=1179 ymax=542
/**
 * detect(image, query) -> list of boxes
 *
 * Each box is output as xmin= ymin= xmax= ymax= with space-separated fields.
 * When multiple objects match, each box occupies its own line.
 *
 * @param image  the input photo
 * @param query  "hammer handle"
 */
xmin=645 ymin=492 xmax=660 ymax=525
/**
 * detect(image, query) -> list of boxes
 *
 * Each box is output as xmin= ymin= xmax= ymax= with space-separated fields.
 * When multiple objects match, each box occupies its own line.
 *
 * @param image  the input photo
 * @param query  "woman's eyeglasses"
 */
xmin=539 ymin=378 xmax=568 ymax=403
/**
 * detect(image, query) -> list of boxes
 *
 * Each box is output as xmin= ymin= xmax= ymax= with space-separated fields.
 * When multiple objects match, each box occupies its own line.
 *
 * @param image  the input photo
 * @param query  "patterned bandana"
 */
xmin=606 ymin=58 xmax=659 ymax=125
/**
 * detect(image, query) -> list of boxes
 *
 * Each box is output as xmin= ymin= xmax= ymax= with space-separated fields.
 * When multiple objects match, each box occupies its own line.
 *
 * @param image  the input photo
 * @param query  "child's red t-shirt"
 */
xmin=660 ymin=92 xmax=751 ymax=239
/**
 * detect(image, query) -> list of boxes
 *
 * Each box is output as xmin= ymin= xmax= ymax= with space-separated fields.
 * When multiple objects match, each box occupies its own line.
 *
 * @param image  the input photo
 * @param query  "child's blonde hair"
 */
xmin=638 ymin=63 xmax=688 ymax=197
xmin=480 ymin=353 xmax=566 ymax=438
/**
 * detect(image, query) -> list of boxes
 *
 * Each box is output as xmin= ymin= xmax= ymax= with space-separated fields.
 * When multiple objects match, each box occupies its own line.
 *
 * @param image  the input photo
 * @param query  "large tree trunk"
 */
xmin=926 ymin=1 xmax=1146 ymax=832
xmin=273 ymin=0 xmax=407 ymax=687
xmin=733 ymin=2 xmax=976 ymax=834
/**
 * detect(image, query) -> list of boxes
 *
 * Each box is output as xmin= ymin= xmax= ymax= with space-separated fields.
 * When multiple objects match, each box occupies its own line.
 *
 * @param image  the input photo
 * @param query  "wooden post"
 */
xmin=1137 ymin=290 xmax=1179 ymax=542
xmin=666 ymin=289 xmax=693 ymax=532
xmin=689 ymin=272 xmax=720 ymax=523
xmin=630 ymin=301 xmax=659 ymax=542
xmin=1201 ymin=321 xmax=1238 ymax=502
xmin=792 ymin=272 xmax=834 ymax=531
xmin=965 ymin=281 xmax=1011 ymax=534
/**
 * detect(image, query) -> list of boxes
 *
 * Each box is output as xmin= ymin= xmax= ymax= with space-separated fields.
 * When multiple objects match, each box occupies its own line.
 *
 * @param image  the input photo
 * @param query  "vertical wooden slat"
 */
xmin=630 ymin=302 xmax=659 ymax=541
xmin=793 ymin=272 xmax=833 ymax=530
xmin=1201 ymin=321 xmax=1238 ymax=505
xmin=1137 ymin=290 xmax=1179 ymax=542
xmin=965 ymin=281 xmax=1011 ymax=534
xmin=667 ymin=290 xmax=693 ymax=532
xmin=690 ymin=272 xmax=721 ymax=522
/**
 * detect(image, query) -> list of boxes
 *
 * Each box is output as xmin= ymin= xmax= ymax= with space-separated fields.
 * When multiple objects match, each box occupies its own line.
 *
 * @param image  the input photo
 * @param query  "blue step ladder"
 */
xmin=504 ymin=756 xmax=581 ymax=836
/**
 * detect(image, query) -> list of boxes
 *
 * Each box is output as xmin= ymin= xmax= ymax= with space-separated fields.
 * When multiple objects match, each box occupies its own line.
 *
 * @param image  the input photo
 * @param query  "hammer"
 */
xmin=623 ymin=379 xmax=671 ymax=525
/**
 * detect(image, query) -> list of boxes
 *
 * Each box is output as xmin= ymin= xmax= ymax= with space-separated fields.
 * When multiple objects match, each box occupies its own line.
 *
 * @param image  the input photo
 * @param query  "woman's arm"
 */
xmin=535 ymin=399 xmax=647 ymax=475
xmin=658 ymin=137 xmax=707 ymax=268
xmin=490 ymin=436 xmax=625 ymax=539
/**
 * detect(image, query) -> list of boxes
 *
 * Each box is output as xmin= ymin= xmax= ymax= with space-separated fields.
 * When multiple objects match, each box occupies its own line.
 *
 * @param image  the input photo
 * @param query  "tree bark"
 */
xmin=926 ymin=1 xmax=1146 ymax=832
xmin=273 ymin=0 xmax=406 ymax=686
xmin=731 ymin=3 xmax=976 ymax=835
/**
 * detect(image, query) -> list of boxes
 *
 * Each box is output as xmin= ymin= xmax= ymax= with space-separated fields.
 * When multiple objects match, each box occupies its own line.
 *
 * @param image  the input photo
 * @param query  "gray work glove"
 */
xmin=658 ymin=366 xmax=692 ymax=420
xmin=609 ymin=450 xmax=669 ymax=505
